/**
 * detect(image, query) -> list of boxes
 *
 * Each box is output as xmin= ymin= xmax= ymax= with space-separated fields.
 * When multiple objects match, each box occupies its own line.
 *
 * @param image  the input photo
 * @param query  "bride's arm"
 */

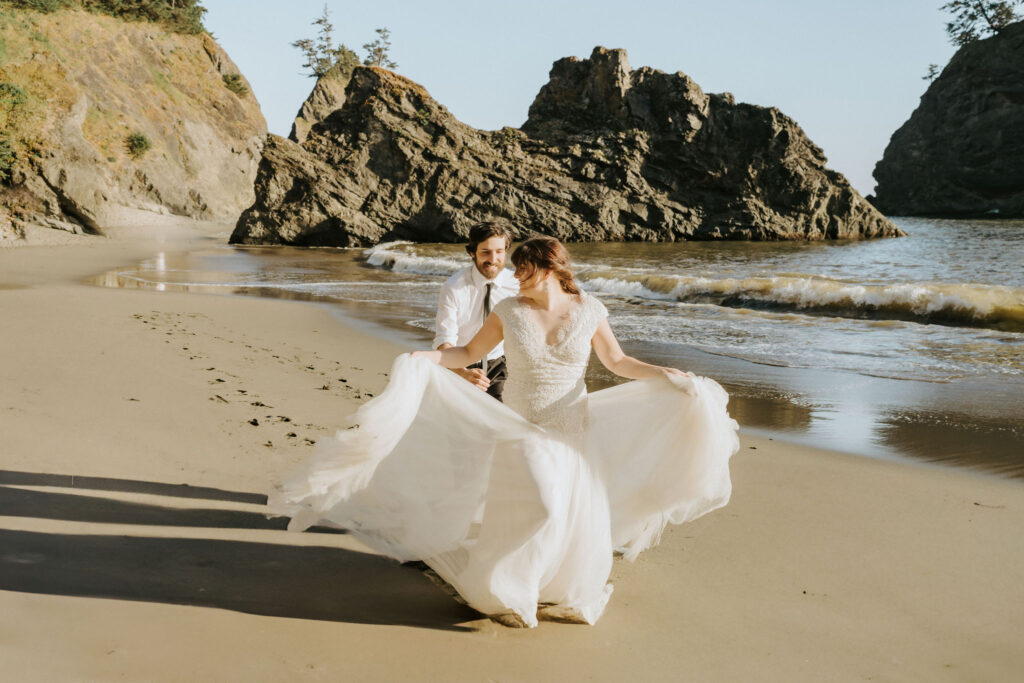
xmin=591 ymin=319 xmax=692 ymax=380
xmin=411 ymin=313 xmax=504 ymax=368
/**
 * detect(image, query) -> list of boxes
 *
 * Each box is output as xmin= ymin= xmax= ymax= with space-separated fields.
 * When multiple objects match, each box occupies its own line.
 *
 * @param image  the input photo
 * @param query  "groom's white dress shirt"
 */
xmin=433 ymin=265 xmax=519 ymax=361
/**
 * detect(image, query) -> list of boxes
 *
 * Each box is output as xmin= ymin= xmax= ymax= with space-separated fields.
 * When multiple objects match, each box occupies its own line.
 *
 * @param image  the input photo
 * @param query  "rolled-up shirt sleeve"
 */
xmin=433 ymin=284 xmax=460 ymax=349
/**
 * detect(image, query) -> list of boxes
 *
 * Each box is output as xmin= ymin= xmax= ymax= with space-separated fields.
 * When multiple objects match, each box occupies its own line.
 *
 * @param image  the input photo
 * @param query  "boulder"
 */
xmin=872 ymin=22 xmax=1024 ymax=217
xmin=232 ymin=47 xmax=900 ymax=246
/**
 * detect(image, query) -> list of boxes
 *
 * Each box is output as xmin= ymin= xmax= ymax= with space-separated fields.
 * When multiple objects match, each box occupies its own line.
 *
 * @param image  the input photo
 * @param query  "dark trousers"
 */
xmin=468 ymin=356 xmax=507 ymax=402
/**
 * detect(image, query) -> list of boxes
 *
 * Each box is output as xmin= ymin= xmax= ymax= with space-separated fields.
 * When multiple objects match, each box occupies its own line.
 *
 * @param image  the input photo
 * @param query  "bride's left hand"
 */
xmin=661 ymin=366 xmax=695 ymax=379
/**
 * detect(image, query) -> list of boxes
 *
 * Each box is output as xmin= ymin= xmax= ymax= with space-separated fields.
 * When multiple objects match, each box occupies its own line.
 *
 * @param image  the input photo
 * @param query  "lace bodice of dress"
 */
xmin=493 ymin=293 xmax=608 ymax=434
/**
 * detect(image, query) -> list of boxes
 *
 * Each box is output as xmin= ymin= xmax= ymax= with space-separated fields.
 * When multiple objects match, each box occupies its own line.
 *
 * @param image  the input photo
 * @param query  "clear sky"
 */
xmin=202 ymin=0 xmax=958 ymax=196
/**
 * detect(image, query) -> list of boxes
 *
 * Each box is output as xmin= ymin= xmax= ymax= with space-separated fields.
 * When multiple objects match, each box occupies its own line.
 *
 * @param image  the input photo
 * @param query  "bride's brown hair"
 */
xmin=511 ymin=237 xmax=581 ymax=295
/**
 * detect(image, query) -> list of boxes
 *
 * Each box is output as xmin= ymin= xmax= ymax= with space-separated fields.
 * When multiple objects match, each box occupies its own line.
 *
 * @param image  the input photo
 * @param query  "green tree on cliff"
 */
xmin=941 ymin=0 xmax=1023 ymax=46
xmin=291 ymin=4 xmax=360 ymax=78
xmin=362 ymin=27 xmax=397 ymax=69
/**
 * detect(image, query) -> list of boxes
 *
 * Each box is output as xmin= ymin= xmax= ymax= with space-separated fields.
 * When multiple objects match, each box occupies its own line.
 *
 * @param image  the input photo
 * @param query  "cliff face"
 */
xmin=288 ymin=65 xmax=350 ymax=144
xmin=872 ymin=22 xmax=1024 ymax=217
xmin=232 ymin=47 xmax=900 ymax=247
xmin=0 ymin=7 xmax=266 ymax=239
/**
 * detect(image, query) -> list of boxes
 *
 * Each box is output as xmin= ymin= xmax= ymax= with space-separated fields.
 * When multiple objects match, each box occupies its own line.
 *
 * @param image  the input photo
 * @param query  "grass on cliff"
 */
xmin=0 ymin=132 xmax=15 ymax=181
xmin=148 ymin=64 xmax=185 ymax=105
xmin=0 ymin=9 xmax=74 ymax=158
xmin=0 ymin=6 xmax=261 ymax=177
xmin=222 ymin=73 xmax=247 ymax=97
xmin=81 ymin=104 xmax=120 ymax=160
xmin=0 ymin=0 xmax=207 ymax=35
xmin=0 ymin=82 xmax=24 ymax=179
xmin=125 ymin=131 xmax=151 ymax=159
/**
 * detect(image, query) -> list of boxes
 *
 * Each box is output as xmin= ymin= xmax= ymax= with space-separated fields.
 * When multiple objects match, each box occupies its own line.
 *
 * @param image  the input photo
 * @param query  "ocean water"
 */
xmin=93 ymin=217 xmax=1024 ymax=478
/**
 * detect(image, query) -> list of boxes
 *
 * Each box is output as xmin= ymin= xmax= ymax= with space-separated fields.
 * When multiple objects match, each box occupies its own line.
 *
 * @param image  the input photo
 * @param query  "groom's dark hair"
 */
xmin=466 ymin=221 xmax=513 ymax=255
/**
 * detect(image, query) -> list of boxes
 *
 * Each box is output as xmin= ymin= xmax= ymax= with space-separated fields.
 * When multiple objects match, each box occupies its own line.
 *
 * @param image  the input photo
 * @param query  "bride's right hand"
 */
xmin=452 ymin=367 xmax=490 ymax=391
xmin=662 ymin=366 xmax=695 ymax=379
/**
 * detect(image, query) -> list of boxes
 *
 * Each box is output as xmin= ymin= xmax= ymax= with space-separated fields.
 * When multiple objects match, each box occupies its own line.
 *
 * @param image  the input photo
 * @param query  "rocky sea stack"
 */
xmin=872 ymin=22 xmax=1024 ymax=218
xmin=0 ymin=6 xmax=266 ymax=239
xmin=232 ymin=47 xmax=900 ymax=246
xmin=288 ymin=64 xmax=350 ymax=145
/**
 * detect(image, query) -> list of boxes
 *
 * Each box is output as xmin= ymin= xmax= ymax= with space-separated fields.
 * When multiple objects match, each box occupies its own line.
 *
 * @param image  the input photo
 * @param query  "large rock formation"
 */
xmin=872 ymin=22 xmax=1024 ymax=217
xmin=232 ymin=47 xmax=900 ymax=246
xmin=0 ymin=7 xmax=266 ymax=240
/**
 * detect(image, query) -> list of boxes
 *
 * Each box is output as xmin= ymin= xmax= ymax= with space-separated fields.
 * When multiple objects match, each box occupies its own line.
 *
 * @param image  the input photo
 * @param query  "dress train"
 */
xmin=268 ymin=354 xmax=738 ymax=626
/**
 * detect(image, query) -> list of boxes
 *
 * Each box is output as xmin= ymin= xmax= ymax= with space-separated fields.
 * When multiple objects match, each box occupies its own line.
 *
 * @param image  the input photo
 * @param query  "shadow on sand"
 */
xmin=0 ymin=470 xmax=479 ymax=631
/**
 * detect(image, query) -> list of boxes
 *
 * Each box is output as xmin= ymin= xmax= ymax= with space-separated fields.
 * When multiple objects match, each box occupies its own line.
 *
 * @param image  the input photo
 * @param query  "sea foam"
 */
xmin=364 ymin=242 xmax=464 ymax=277
xmin=579 ymin=270 xmax=1024 ymax=331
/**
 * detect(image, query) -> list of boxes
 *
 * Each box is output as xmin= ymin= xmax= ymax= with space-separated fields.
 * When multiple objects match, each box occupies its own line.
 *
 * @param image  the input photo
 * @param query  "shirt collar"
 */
xmin=469 ymin=265 xmax=500 ymax=287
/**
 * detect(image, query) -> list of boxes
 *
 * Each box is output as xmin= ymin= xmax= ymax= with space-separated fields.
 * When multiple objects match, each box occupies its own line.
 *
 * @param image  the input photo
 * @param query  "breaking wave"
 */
xmin=579 ymin=270 xmax=1024 ymax=331
xmin=364 ymin=242 xmax=463 ymax=277
xmin=364 ymin=242 xmax=1024 ymax=331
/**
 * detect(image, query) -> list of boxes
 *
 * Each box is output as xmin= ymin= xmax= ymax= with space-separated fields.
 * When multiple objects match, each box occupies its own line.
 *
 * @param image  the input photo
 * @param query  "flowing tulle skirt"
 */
xmin=268 ymin=354 xmax=738 ymax=627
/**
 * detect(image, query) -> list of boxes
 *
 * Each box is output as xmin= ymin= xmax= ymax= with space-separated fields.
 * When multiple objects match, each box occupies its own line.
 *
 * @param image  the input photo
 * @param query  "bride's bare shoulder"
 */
xmin=492 ymin=296 xmax=523 ymax=316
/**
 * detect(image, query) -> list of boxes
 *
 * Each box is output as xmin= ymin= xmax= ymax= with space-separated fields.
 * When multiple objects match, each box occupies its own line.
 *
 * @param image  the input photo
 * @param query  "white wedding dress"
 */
xmin=268 ymin=293 xmax=738 ymax=627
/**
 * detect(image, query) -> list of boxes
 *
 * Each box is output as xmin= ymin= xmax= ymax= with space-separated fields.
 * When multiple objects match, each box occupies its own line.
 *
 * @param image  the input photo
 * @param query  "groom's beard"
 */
xmin=476 ymin=261 xmax=502 ymax=279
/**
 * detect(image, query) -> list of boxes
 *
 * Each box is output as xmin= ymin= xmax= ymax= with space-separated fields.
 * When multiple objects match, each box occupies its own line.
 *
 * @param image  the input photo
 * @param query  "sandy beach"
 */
xmin=2 ymin=224 xmax=1022 ymax=682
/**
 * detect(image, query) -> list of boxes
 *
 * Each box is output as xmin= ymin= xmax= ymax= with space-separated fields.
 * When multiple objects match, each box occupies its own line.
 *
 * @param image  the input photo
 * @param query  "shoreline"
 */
xmin=85 ymin=241 xmax=1024 ymax=481
xmin=2 ymin=227 xmax=1023 ymax=681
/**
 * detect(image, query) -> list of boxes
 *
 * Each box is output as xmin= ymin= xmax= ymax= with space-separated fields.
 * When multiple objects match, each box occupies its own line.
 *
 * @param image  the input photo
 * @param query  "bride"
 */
xmin=269 ymin=236 xmax=738 ymax=627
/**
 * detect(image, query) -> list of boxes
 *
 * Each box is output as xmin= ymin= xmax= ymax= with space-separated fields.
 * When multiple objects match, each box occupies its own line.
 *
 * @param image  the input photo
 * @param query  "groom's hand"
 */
xmin=452 ymin=367 xmax=490 ymax=391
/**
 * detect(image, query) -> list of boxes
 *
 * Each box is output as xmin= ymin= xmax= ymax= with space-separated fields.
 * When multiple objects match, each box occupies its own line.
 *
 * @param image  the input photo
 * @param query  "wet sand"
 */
xmin=1 ymin=224 xmax=1023 ymax=681
xmin=89 ymin=244 xmax=1024 ymax=479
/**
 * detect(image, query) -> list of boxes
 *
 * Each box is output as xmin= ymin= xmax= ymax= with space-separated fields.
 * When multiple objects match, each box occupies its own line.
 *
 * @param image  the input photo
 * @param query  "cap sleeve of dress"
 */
xmin=491 ymin=296 xmax=517 ymax=325
xmin=583 ymin=293 xmax=608 ymax=336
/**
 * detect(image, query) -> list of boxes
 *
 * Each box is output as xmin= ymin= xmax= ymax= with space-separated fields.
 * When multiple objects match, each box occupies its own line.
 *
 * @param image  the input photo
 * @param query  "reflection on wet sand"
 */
xmin=726 ymin=393 xmax=813 ymax=433
xmin=879 ymin=413 xmax=1024 ymax=479
xmin=89 ymin=262 xmax=435 ymax=348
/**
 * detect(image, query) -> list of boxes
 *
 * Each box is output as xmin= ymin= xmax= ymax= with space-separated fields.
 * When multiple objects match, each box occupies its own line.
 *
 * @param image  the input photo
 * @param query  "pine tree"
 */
xmin=362 ymin=27 xmax=397 ymax=69
xmin=292 ymin=4 xmax=360 ymax=78
xmin=941 ymin=1 xmax=1023 ymax=46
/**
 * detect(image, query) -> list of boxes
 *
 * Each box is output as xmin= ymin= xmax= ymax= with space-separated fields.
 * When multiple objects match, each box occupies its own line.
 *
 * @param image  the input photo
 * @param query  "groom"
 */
xmin=433 ymin=221 xmax=519 ymax=400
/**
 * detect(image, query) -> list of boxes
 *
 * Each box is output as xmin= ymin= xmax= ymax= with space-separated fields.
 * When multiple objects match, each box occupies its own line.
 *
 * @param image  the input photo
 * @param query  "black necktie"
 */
xmin=483 ymin=282 xmax=494 ymax=319
xmin=482 ymin=283 xmax=494 ymax=376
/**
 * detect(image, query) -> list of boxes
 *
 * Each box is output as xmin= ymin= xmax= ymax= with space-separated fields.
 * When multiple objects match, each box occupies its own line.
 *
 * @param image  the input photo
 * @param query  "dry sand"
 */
xmin=1 ymin=224 xmax=1022 ymax=682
